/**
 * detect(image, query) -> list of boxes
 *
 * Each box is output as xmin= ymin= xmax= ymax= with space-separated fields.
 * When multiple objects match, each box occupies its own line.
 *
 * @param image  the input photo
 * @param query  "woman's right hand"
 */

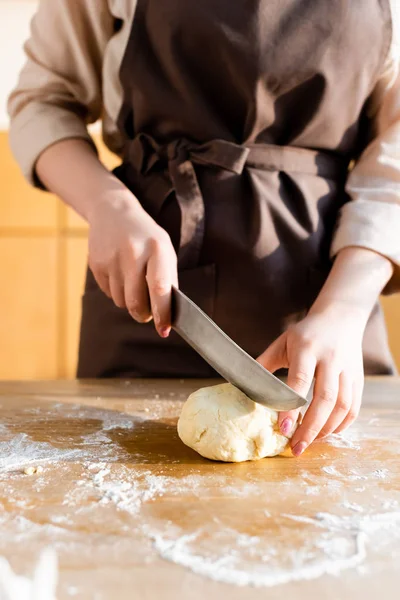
xmin=87 ymin=189 xmax=178 ymax=338
xmin=35 ymin=138 xmax=178 ymax=337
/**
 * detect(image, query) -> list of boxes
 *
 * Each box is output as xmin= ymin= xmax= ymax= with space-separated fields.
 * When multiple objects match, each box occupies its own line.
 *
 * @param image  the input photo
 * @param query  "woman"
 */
xmin=8 ymin=0 xmax=400 ymax=456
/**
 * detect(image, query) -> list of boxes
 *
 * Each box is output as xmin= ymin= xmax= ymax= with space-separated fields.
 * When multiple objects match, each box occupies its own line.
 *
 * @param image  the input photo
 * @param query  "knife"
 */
xmin=171 ymin=287 xmax=308 ymax=411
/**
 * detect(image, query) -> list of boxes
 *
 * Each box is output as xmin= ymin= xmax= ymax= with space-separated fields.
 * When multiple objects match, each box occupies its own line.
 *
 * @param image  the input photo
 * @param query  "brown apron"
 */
xmin=78 ymin=0 xmax=395 ymax=378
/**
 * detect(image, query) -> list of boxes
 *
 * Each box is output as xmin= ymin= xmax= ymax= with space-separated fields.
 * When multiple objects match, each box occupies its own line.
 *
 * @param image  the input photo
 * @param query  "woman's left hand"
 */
xmin=258 ymin=303 xmax=365 ymax=457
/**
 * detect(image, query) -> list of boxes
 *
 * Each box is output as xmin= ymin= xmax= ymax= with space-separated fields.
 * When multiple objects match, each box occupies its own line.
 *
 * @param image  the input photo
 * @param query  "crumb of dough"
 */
xmin=23 ymin=466 xmax=44 ymax=475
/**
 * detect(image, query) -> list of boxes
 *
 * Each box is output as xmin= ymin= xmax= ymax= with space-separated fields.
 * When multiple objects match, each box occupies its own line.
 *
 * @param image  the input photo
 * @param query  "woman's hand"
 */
xmin=258 ymin=304 xmax=365 ymax=456
xmin=258 ymin=246 xmax=394 ymax=457
xmin=88 ymin=190 xmax=178 ymax=338
xmin=36 ymin=139 xmax=178 ymax=338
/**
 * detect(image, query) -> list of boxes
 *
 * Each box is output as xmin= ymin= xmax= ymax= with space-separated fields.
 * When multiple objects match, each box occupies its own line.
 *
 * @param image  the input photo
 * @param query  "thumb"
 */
xmin=278 ymin=352 xmax=316 ymax=435
xmin=258 ymin=334 xmax=299 ymax=435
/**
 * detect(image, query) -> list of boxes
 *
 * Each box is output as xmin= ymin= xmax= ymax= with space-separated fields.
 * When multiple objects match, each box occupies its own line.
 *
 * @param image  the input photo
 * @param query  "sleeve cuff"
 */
xmin=9 ymin=101 xmax=97 ymax=190
xmin=331 ymin=199 xmax=400 ymax=295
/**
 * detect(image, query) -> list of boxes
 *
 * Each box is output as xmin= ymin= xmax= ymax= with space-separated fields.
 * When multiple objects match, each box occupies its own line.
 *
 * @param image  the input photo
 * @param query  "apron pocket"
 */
xmin=178 ymin=264 xmax=216 ymax=318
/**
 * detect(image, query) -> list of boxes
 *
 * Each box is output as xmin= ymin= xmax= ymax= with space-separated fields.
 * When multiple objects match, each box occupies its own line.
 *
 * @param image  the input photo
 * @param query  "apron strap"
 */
xmin=166 ymin=138 xmax=250 ymax=268
xmin=126 ymin=133 xmax=349 ymax=269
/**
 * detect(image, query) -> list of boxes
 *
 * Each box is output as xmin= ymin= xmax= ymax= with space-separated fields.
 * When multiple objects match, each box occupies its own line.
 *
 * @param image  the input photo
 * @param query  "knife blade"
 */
xmin=171 ymin=287 xmax=308 ymax=411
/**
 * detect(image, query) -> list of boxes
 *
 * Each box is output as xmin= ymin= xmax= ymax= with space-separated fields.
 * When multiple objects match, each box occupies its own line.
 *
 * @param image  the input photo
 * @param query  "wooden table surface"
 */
xmin=0 ymin=378 xmax=399 ymax=600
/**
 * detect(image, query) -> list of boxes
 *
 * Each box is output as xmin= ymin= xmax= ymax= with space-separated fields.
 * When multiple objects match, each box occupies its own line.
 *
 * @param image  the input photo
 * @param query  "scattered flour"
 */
xmin=325 ymin=433 xmax=361 ymax=450
xmin=321 ymin=465 xmax=390 ymax=483
xmin=372 ymin=469 xmax=389 ymax=480
xmin=321 ymin=466 xmax=342 ymax=476
xmin=149 ymin=528 xmax=367 ymax=588
xmin=1 ymin=399 xmax=400 ymax=592
xmin=283 ymin=511 xmax=400 ymax=534
xmin=341 ymin=502 xmax=364 ymax=513
xmin=0 ymin=548 xmax=58 ymax=600
xmin=0 ymin=434 xmax=84 ymax=473
xmin=75 ymin=465 xmax=400 ymax=589
xmin=0 ymin=403 xmax=142 ymax=474
xmin=305 ymin=486 xmax=321 ymax=496
xmin=85 ymin=465 xmax=203 ymax=516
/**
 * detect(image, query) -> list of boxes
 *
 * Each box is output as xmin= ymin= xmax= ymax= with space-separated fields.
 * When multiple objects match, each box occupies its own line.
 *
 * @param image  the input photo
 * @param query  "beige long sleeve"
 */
xmin=7 ymin=0 xmax=400 ymax=293
xmin=331 ymin=14 xmax=400 ymax=293
xmin=7 ymin=0 xmax=116 ymax=187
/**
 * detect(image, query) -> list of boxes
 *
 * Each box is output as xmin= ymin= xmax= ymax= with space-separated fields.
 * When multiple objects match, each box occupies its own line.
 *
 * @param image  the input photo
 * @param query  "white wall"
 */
xmin=0 ymin=0 xmax=100 ymax=133
xmin=0 ymin=1 xmax=39 ymax=129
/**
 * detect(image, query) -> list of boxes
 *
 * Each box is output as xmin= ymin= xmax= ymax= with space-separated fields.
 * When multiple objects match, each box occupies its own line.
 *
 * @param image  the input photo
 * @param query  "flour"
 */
xmin=77 ymin=465 xmax=400 ymax=589
xmin=305 ymin=486 xmax=321 ymax=496
xmin=149 ymin=528 xmax=368 ymax=588
xmin=325 ymin=433 xmax=361 ymax=450
xmin=0 ymin=434 xmax=83 ymax=473
xmin=284 ymin=511 xmax=400 ymax=533
xmin=0 ymin=548 xmax=58 ymax=600
xmin=372 ymin=469 xmax=389 ymax=480
xmin=1 ymin=396 xmax=400 ymax=593
xmin=341 ymin=502 xmax=364 ymax=513
xmin=321 ymin=466 xmax=342 ymax=476
xmin=86 ymin=465 xmax=202 ymax=516
xmin=321 ymin=465 xmax=390 ymax=483
xmin=0 ymin=402 xmax=142 ymax=474
xmin=67 ymin=587 xmax=79 ymax=597
xmin=348 ymin=472 xmax=369 ymax=481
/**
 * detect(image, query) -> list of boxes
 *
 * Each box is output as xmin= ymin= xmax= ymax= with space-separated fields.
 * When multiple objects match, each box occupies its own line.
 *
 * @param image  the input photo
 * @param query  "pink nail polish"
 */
xmin=280 ymin=418 xmax=293 ymax=436
xmin=292 ymin=442 xmax=307 ymax=457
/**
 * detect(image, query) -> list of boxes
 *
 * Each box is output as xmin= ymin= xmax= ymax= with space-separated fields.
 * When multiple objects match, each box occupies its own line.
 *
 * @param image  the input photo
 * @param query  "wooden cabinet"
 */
xmin=381 ymin=296 xmax=400 ymax=373
xmin=64 ymin=237 xmax=88 ymax=379
xmin=1 ymin=131 xmax=400 ymax=378
xmin=0 ymin=131 xmax=118 ymax=379
xmin=0 ymin=237 xmax=58 ymax=379
xmin=0 ymin=135 xmax=58 ymax=231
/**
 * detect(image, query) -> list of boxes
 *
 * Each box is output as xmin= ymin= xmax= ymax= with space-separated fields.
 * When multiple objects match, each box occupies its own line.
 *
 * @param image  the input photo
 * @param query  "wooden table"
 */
xmin=0 ymin=378 xmax=399 ymax=600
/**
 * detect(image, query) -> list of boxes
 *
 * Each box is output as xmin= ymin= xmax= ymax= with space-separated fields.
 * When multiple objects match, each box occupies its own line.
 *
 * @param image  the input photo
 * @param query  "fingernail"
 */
xmin=292 ymin=442 xmax=307 ymax=457
xmin=280 ymin=418 xmax=293 ymax=436
xmin=160 ymin=327 xmax=170 ymax=338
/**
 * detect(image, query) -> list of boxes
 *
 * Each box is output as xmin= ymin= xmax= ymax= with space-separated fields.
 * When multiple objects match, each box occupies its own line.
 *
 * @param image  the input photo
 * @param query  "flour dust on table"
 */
xmin=0 ymin=548 xmax=58 ymax=600
xmin=0 ymin=383 xmax=400 ymax=598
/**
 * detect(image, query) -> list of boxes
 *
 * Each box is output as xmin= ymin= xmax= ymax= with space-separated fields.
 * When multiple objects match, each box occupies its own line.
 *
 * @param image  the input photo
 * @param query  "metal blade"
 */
xmin=171 ymin=287 xmax=308 ymax=411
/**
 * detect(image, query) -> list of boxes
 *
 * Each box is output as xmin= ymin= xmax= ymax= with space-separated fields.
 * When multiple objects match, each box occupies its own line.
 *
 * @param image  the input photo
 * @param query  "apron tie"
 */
xmin=125 ymin=133 xmax=348 ymax=269
xmin=127 ymin=133 xmax=251 ymax=268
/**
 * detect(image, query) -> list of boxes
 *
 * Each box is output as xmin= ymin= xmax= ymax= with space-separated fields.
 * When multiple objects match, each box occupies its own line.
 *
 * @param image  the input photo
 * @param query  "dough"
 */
xmin=23 ymin=465 xmax=43 ymax=475
xmin=177 ymin=383 xmax=294 ymax=462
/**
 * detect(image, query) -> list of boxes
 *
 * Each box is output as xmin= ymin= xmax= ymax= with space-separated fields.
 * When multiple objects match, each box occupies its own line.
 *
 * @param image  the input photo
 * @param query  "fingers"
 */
xmin=146 ymin=238 xmax=177 ymax=337
xmin=279 ymin=410 xmax=300 ymax=436
xmin=291 ymin=361 xmax=339 ymax=456
xmin=257 ymin=334 xmax=288 ymax=374
xmin=109 ymin=268 xmax=126 ymax=309
xmin=279 ymin=350 xmax=316 ymax=436
xmin=334 ymin=375 xmax=363 ymax=434
xmin=124 ymin=266 xmax=152 ymax=323
xmin=258 ymin=336 xmax=296 ymax=436
xmin=317 ymin=372 xmax=352 ymax=438
xmin=92 ymin=271 xmax=111 ymax=298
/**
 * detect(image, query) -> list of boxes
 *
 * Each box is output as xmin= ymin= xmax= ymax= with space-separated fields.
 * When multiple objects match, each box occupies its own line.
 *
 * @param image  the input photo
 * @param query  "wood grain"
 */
xmin=0 ymin=378 xmax=399 ymax=599
xmin=64 ymin=237 xmax=88 ymax=379
xmin=0 ymin=132 xmax=58 ymax=231
xmin=0 ymin=238 xmax=58 ymax=379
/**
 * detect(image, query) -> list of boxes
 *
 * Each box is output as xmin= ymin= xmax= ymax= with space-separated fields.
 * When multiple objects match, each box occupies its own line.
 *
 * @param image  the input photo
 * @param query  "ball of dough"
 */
xmin=177 ymin=383 xmax=294 ymax=462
